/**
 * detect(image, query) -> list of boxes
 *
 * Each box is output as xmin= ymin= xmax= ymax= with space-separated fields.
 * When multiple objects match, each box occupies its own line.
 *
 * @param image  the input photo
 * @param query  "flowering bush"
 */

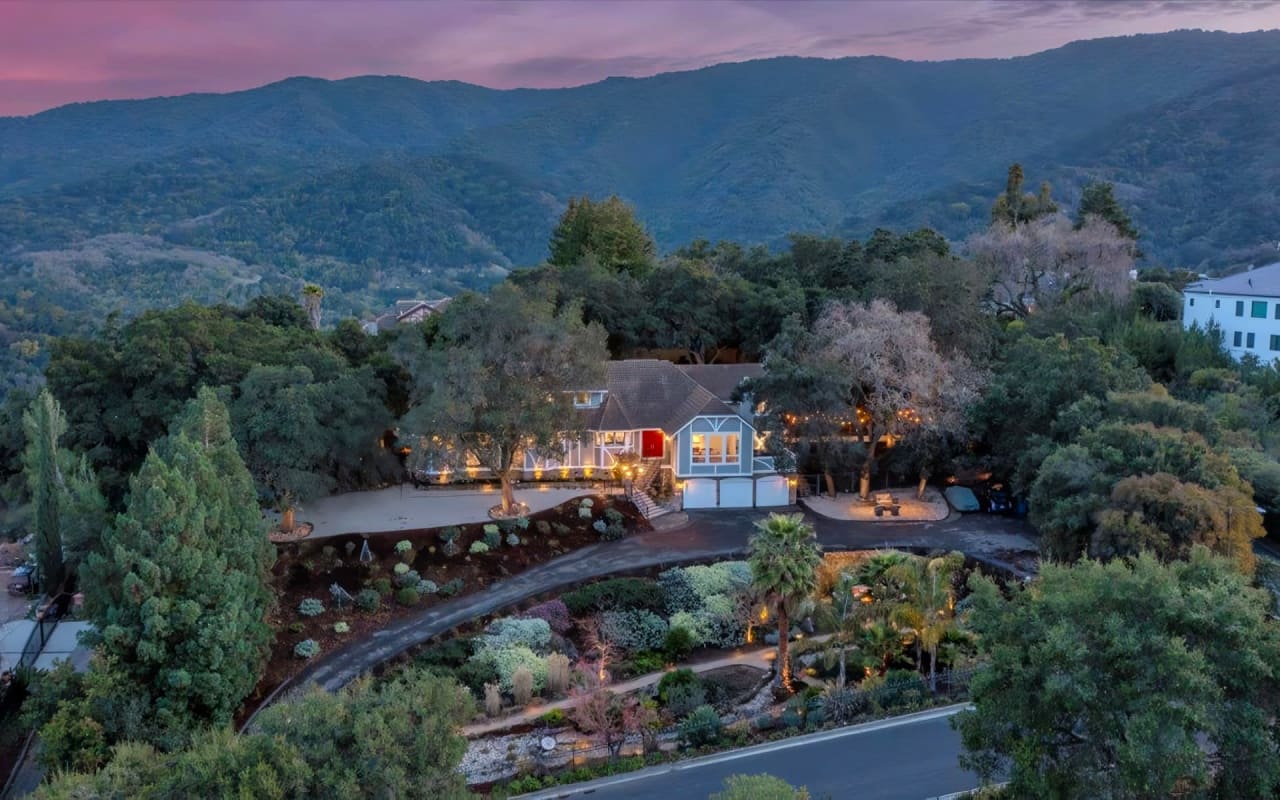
xmin=522 ymin=599 xmax=572 ymax=635
xmin=294 ymin=639 xmax=320 ymax=659
xmin=476 ymin=617 xmax=552 ymax=653
xmin=298 ymin=598 xmax=325 ymax=617
xmin=599 ymin=609 xmax=669 ymax=653
xmin=470 ymin=541 xmax=490 ymax=554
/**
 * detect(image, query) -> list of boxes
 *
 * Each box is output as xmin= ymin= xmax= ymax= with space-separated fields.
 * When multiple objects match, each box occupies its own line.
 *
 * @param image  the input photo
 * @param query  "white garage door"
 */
xmin=755 ymin=476 xmax=790 ymax=507
xmin=719 ymin=478 xmax=754 ymax=508
xmin=683 ymin=479 xmax=718 ymax=509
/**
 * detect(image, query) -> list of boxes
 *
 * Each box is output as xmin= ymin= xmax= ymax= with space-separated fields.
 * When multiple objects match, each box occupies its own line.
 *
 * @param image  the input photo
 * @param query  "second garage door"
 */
xmin=683 ymin=479 xmax=717 ymax=509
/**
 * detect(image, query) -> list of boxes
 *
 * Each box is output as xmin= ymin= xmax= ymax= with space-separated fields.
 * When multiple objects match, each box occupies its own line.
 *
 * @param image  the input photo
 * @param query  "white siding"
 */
xmin=1183 ymin=290 xmax=1280 ymax=361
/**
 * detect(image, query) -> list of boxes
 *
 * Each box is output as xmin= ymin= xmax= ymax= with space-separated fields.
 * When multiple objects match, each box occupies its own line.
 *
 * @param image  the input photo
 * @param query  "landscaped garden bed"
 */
xmin=242 ymin=494 xmax=648 ymax=715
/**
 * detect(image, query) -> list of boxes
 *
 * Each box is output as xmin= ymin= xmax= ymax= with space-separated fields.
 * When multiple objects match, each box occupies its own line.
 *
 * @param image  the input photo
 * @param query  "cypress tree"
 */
xmin=81 ymin=390 xmax=272 ymax=740
xmin=23 ymin=389 xmax=67 ymax=591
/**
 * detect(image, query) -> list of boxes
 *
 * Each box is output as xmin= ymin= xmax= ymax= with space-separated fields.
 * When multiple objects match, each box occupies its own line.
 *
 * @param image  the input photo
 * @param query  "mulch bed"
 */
xmin=239 ymin=493 xmax=650 ymax=719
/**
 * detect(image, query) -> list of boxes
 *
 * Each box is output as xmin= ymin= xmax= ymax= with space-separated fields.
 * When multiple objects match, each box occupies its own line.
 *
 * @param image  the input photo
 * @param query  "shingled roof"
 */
xmin=583 ymin=360 xmax=758 ymax=434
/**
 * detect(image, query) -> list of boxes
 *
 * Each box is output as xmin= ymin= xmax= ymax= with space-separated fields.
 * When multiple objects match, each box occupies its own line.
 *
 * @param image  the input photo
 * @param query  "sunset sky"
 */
xmin=2 ymin=0 xmax=1278 ymax=116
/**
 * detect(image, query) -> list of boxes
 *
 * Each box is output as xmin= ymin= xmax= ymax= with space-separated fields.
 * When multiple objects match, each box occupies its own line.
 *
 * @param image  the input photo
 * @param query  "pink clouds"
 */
xmin=1 ymin=0 xmax=1277 ymax=116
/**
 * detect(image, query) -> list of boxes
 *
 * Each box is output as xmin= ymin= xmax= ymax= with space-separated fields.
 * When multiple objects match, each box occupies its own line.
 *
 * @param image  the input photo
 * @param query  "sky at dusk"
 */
xmin=2 ymin=0 xmax=1279 ymax=117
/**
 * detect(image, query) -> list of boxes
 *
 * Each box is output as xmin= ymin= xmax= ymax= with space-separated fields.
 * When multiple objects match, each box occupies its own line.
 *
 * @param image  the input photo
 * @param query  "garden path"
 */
xmin=460 ymin=639 xmax=810 ymax=737
xmin=242 ymin=507 xmax=1037 ymax=729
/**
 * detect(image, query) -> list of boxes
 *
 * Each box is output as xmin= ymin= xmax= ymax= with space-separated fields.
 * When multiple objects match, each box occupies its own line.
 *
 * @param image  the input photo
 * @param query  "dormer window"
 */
xmin=573 ymin=391 xmax=605 ymax=408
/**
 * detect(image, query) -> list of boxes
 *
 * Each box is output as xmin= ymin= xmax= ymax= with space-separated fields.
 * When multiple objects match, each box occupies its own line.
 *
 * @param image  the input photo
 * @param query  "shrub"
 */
xmin=287 ymin=621 xmax=304 ymax=634
xmin=552 ymin=522 xmax=571 ymax=536
xmin=484 ymin=683 xmax=502 ymax=717
xmin=439 ymin=578 xmax=464 ymax=597
xmin=545 ymin=653 xmax=572 ymax=695
xmin=668 ymin=612 xmax=707 ymax=646
xmin=695 ymin=594 xmax=746 ymax=649
xmin=580 ymin=498 xmax=595 ymax=508
xmin=523 ymin=599 xmax=572 ymax=634
xmin=512 ymin=667 xmax=535 ymax=705
xmin=470 ymin=541 xmax=490 ymax=554
xmin=457 ymin=658 xmax=500 ymax=696
xmin=563 ymin=578 xmax=665 ymax=616
xmin=371 ymin=577 xmax=393 ymax=595
xmin=817 ymin=683 xmax=867 ymax=725
xmin=663 ymin=625 xmax=695 ymax=661
xmin=752 ymin=713 xmax=777 ymax=732
xmin=579 ymin=506 xmax=593 ymax=519
xmin=865 ymin=670 xmax=927 ymax=712
xmin=355 ymin=588 xmax=381 ymax=613
xmin=604 ymin=507 xmax=624 ymax=525
xmin=536 ymin=520 xmax=552 ymax=536
xmin=664 ymin=681 xmax=707 ymax=718
xmin=592 ymin=519 xmax=608 ymax=534
xmin=630 ymin=650 xmax=665 ymax=675
xmin=395 ymin=539 xmax=412 ymax=553
xmin=294 ymin=639 xmax=320 ymax=659
xmin=483 ymin=527 xmax=502 ymax=548
xmin=333 ymin=621 xmax=350 ymax=634
xmin=396 ymin=587 xmax=421 ymax=606
xmin=658 ymin=567 xmax=700 ymax=614
xmin=600 ymin=522 xmax=626 ymax=541
xmin=658 ymin=669 xmax=704 ymax=706
xmin=506 ymin=533 xmax=521 ymax=547
xmin=416 ymin=579 xmax=438 ymax=595
xmin=416 ymin=637 xmax=473 ymax=669
xmin=516 ymin=516 xmax=531 ymax=530
xmin=477 ymin=645 xmax=548 ymax=692
xmin=476 ymin=617 xmax=552 ymax=653
xmin=540 ymin=707 xmax=567 ymax=726
xmin=781 ymin=708 xmax=802 ymax=729
xmin=599 ymin=609 xmax=668 ymax=652
xmin=483 ymin=523 xmax=500 ymax=536
xmin=679 ymin=705 xmax=722 ymax=747
xmin=298 ymin=598 xmax=325 ymax=617
xmin=439 ymin=527 xmax=461 ymax=543
xmin=395 ymin=568 xmax=421 ymax=588
xmin=394 ymin=562 xmax=410 ymax=576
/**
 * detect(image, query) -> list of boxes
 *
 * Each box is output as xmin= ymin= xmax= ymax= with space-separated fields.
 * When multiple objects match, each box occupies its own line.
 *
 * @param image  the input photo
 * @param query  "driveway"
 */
xmin=243 ymin=506 xmax=1036 ymax=728
xmin=290 ymin=486 xmax=598 ymax=537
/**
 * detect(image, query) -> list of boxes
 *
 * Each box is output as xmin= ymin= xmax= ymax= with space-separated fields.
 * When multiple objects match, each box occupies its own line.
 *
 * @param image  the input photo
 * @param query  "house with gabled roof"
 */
xmin=519 ymin=360 xmax=792 ymax=509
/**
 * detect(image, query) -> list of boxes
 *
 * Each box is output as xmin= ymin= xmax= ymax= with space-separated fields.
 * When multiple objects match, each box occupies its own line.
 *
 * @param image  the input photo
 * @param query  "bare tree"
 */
xmin=968 ymin=214 xmax=1134 ymax=318
xmin=571 ymin=687 xmax=637 ymax=758
xmin=820 ymin=299 xmax=981 ymax=498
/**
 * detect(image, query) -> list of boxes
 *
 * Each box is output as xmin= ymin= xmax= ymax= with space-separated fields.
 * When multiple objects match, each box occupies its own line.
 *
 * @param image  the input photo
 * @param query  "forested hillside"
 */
xmin=2 ymin=29 xmax=1280 ymax=392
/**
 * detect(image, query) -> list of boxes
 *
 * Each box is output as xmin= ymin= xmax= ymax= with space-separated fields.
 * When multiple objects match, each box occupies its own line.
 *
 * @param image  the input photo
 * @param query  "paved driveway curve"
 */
xmin=243 ymin=507 xmax=1036 ymax=728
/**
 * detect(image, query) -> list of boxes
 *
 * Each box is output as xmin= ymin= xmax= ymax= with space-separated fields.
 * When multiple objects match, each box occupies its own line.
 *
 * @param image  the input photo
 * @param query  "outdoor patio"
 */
xmin=800 ymin=486 xmax=951 ymax=522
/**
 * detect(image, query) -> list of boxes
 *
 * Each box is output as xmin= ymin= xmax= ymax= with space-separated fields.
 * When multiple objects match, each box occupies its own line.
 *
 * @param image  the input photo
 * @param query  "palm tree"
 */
xmin=301 ymin=283 xmax=325 ymax=331
xmin=813 ymin=572 xmax=868 ymax=689
xmin=748 ymin=512 xmax=822 ymax=690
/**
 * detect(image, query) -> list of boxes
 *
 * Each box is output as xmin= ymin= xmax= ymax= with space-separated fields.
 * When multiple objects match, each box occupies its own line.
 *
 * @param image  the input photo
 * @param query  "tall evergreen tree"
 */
xmin=547 ymin=195 xmax=656 ymax=277
xmin=80 ymin=391 xmax=272 ymax=741
xmin=23 ymin=389 xmax=67 ymax=591
xmin=991 ymin=163 xmax=1058 ymax=226
xmin=1076 ymin=181 xmax=1139 ymax=240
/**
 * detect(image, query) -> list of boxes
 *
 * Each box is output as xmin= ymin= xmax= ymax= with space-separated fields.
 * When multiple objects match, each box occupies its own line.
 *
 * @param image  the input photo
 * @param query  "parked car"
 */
xmin=7 ymin=564 xmax=33 ymax=595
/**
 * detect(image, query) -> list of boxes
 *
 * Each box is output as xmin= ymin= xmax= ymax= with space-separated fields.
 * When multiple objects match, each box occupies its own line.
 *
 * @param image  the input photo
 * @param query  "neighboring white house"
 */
xmin=1182 ymin=262 xmax=1280 ymax=360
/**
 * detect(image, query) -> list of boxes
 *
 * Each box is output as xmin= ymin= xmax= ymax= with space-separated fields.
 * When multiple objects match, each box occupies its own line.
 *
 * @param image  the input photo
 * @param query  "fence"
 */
xmin=490 ymin=667 xmax=977 ymax=788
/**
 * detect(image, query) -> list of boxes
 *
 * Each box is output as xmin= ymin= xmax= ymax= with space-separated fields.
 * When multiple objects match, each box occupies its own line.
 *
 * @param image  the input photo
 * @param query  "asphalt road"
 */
xmin=522 ymin=705 xmax=984 ymax=800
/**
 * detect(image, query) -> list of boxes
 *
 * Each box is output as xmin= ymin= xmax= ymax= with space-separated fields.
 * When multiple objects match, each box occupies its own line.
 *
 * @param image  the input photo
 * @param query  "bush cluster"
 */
xmin=475 ymin=617 xmax=552 ymax=653
xmin=439 ymin=577 xmax=464 ymax=597
xmin=563 ymin=577 xmax=664 ymax=616
xmin=294 ymin=639 xmax=320 ymax=659
xmin=599 ymin=609 xmax=668 ymax=653
xmin=679 ymin=705 xmax=722 ymax=747
xmin=297 ymin=598 xmax=325 ymax=617
xmin=522 ymin=599 xmax=572 ymax=634
xmin=355 ymin=588 xmax=381 ymax=613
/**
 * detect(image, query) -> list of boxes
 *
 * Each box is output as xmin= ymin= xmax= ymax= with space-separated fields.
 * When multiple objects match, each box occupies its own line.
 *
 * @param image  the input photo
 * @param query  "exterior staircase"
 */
xmin=630 ymin=488 xmax=668 ymax=520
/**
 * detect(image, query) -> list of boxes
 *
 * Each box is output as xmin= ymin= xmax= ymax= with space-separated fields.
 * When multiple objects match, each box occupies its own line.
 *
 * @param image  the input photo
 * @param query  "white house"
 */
xmin=1182 ymin=262 xmax=1280 ymax=360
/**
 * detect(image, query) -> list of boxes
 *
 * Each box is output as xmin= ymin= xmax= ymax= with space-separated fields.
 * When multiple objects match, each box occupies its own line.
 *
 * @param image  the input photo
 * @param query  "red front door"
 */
xmin=641 ymin=429 xmax=664 ymax=458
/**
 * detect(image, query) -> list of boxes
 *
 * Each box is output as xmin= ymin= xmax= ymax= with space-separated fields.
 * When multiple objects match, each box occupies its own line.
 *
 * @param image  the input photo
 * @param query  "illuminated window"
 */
xmin=692 ymin=434 xmax=706 ymax=462
xmin=693 ymin=433 xmax=740 ymax=464
xmin=574 ymin=391 xmax=604 ymax=408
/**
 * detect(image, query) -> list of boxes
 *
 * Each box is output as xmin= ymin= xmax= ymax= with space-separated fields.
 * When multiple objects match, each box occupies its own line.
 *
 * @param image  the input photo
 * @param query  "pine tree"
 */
xmin=1076 ymin=181 xmax=1139 ymax=240
xmin=81 ymin=391 xmax=272 ymax=740
xmin=23 ymin=389 xmax=67 ymax=591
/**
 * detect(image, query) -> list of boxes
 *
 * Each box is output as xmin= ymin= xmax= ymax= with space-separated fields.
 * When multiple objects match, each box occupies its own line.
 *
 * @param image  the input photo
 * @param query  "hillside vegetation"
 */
xmin=2 ymin=30 xmax=1280 ymax=391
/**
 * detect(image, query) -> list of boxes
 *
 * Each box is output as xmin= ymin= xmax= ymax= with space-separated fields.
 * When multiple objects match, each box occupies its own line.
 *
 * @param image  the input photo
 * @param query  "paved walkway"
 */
xmin=463 ymin=645 xmax=778 ymax=737
xmin=242 ymin=507 xmax=1037 ymax=729
xmin=285 ymin=486 xmax=598 ymax=537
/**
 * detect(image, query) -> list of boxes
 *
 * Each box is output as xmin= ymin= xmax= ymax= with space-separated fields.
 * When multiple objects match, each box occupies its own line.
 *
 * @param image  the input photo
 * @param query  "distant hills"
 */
xmin=1 ymin=29 xmax=1279 ymax=391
